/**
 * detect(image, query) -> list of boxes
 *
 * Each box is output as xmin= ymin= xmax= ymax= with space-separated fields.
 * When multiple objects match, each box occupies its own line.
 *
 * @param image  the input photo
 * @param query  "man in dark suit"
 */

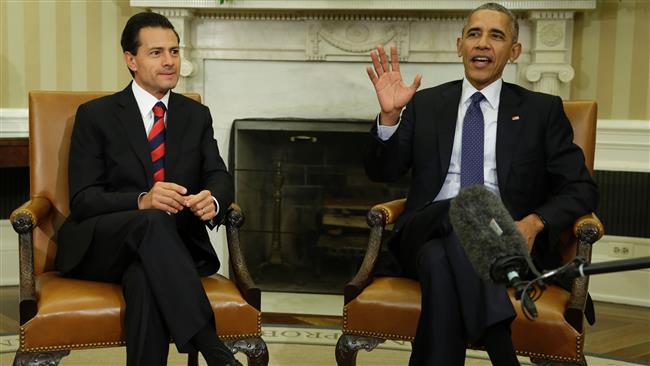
xmin=364 ymin=3 xmax=598 ymax=365
xmin=56 ymin=12 xmax=241 ymax=366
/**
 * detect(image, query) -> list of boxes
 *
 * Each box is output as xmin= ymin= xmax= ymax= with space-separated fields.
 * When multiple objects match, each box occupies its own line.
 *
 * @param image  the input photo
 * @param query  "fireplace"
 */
xmin=230 ymin=118 xmax=409 ymax=293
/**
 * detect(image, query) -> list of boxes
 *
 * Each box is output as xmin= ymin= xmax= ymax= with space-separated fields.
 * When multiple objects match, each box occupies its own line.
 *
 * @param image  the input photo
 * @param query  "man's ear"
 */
xmin=509 ymin=42 xmax=522 ymax=63
xmin=456 ymin=37 xmax=462 ymax=57
xmin=124 ymin=52 xmax=137 ymax=73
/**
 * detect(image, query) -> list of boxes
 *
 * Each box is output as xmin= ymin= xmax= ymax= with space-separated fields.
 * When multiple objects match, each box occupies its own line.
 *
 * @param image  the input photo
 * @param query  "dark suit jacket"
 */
xmin=56 ymin=84 xmax=234 ymax=276
xmin=365 ymin=80 xmax=598 ymax=274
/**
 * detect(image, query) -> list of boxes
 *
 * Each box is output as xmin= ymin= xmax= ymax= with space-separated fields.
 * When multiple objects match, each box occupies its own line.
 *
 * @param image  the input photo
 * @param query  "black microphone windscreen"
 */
xmin=449 ymin=185 xmax=529 ymax=283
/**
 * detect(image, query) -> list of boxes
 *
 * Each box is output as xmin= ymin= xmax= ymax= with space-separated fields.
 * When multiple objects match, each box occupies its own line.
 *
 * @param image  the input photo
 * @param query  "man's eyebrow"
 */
xmin=146 ymin=46 xmax=179 ymax=51
xmin=490 ymin=28 xmax=507 ymax=37
xmin=465 ymin=26 xmax=508 ymax=38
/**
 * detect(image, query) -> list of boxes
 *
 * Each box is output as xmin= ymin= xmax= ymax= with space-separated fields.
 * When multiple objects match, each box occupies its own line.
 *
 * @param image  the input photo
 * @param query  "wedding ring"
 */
xmin=199 ymin=208 xmax=204 ymax=215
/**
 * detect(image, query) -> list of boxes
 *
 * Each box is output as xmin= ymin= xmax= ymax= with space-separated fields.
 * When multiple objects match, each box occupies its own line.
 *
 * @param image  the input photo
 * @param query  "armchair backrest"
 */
xmin=563 ymin=101 xmax=597 ymax=175
xmin=560 ymin=101 xmax=597 ymax=263
xmin=28 ymin=91 xmax=201 ymax=275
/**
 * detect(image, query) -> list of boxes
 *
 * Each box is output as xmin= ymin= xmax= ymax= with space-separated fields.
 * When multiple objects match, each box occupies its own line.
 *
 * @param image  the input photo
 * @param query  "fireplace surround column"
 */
xmin=523 ymin=11 xmax=576 ymax=99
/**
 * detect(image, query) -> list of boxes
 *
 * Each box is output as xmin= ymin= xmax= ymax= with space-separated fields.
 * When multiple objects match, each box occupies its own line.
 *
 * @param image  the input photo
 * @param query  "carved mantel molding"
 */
xmin=133 ymin=0 xmax=595 ymax=98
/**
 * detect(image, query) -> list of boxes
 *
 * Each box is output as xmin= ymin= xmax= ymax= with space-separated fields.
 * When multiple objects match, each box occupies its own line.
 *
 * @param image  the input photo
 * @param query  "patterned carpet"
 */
xmin=0 ymin=326 xmax=645 ymax=365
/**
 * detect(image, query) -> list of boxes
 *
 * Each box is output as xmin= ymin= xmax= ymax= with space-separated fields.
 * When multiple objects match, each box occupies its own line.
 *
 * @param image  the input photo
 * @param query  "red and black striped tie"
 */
xmin=148 ymin=101 xmax=166 ymax=183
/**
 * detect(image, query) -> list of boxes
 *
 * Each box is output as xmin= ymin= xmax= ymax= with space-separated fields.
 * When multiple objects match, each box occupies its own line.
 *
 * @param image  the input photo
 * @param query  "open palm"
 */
xmin=367 ymin=45 xmax=422 ymax=123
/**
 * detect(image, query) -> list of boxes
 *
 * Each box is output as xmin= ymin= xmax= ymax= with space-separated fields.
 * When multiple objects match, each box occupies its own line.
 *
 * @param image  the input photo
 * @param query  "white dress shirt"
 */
xmin=376 ymin=78 xmax=503 ymax=201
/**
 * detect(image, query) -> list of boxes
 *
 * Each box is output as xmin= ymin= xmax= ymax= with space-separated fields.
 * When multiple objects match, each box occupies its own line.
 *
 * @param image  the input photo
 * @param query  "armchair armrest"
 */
xmin=565 ymin=213 xmax=604 ymax=329
xmin=372 ymin=198 xmax=407 ymax=226
xmin=10 ymin=197 xmax=52 ymax=234
xmin=9 ymin=197 xmax=53 ymax=324
xmin=573 ymin=213 xmax=604 ymax=244
xmin=225 ymin=204 xmax=261 ymax=311
xmin=344 ymin=198 xmax=407 ymax=304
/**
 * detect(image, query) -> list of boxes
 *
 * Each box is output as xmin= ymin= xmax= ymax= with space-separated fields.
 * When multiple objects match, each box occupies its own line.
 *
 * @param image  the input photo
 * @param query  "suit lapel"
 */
xmin=437 ymin=82 xmax=462 ymax=180
xmin=115 ymin=85 xmax=154 ymax=187
xmin=164 ymin=92 xmax=189 ymax=183
xmin=496 ymin=82 xmax=523 ymax=194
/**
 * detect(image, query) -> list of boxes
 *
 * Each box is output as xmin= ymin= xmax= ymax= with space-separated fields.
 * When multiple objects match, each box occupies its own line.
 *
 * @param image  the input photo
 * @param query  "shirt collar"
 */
xmin=131 ymin=80 xmax=170 ymax=117
xmin=461 ymin=78 xmax=502 ymax=110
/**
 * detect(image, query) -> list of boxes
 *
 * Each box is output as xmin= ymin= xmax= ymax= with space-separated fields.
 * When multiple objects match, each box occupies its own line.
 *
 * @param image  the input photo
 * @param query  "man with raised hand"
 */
xmin=364 ymin=3 xmax=598 ymax=365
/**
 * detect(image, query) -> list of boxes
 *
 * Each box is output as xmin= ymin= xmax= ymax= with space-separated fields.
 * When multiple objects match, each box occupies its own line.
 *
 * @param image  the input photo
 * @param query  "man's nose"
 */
xmin=476 ymin=34 xmax=491 ymax=49
xmin=161 ymin=51 xmax=174 ymax=66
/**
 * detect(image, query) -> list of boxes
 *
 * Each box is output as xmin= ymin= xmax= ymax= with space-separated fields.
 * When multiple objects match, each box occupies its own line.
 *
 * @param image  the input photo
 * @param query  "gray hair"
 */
xmin=463 ymin=2 xmax=519 ymax=43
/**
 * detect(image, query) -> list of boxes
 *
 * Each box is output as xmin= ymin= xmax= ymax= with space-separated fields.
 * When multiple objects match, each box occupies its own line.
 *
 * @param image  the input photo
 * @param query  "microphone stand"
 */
xmin=517 ymin=256 xmax=650 ymax=320
xmin=535 ymin=256 xmax=650 ymax=283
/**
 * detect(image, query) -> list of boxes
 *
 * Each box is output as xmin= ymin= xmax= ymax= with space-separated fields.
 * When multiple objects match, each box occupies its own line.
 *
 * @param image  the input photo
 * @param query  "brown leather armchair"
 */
xmin=10 ymin=91 xmax=268 ymax=366
xmin=336 ymin=101 xmax=604 ymax=366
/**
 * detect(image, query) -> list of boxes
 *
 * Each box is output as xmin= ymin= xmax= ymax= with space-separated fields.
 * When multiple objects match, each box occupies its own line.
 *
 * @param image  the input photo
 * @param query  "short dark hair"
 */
xmin=121 ymin=12 xmax=180 ymax=77
xmin=463 ymin=2 xmax=519 ymax=43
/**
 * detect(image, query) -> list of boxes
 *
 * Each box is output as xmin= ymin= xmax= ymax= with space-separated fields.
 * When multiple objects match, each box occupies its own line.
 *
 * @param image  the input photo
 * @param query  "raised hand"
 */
xmin=366 ymin=45 xmax=422 ymax=126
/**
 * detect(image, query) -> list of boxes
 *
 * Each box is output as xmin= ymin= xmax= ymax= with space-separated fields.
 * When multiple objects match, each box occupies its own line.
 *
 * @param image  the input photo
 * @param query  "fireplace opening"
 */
xmin=230 ymin=118 xmax=410 ymax=294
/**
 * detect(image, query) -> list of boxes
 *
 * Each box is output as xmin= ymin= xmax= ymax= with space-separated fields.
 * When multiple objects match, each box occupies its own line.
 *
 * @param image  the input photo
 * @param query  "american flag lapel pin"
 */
xmin=512 ymin=115 xmax=520 ymax=121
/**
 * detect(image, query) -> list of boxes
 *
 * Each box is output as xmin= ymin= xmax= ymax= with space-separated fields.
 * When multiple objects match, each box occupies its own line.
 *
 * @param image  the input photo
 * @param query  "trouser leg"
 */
xmin=131 ymin=210 xmax=214 ymax=349
xmin=482 ymin=320 xmax=521 ymax=366
xmin=70 ymin=209 xmax=215 ymax=353
xmin=396 ymin=200 xmax=517 ymax=365
xmin=409 ymin=239 xmax=466 ymax=366
xmin=122 ymin=261 xmax=170 ymax=366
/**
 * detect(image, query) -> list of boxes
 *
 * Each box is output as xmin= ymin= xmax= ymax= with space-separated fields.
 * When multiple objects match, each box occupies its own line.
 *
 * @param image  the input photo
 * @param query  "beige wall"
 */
xmin=572 ymin=0 xmax=650 ymax=120
xmin=1 ymin=1 xmax=649 ymax=120
xmin=0 ymin=0 xmax=142 ymax=108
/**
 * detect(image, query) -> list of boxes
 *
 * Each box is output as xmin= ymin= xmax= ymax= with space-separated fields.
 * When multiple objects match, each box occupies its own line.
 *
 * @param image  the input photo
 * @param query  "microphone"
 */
xmin=449 ymin=185 xmax=541 ymax=318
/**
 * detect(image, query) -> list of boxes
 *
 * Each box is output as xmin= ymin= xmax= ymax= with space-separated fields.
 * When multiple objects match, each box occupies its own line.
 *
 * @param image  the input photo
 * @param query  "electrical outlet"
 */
xmin=609 ymin=243 xmax=634 ymax=258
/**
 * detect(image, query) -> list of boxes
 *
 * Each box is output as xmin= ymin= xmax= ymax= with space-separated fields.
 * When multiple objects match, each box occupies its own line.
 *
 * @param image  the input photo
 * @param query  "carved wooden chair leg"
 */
xmin=335 ymin=334 xmax=385 ymax=366
xmin=13 ymin=351 xmax=70 ymax=366
xmin=225 ymin=337 xmax=269 ymax=366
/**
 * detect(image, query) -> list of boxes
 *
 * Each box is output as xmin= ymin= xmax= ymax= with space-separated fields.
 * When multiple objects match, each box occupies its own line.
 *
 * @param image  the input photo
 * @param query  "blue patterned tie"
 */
xmin=460 ymin=92 xmax=485 ymax=188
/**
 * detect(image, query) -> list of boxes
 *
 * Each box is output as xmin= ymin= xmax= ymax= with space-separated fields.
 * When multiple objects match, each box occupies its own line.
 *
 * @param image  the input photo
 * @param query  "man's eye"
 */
xmin=151 ymin=50 xmax=160 ymax=56
xmin=171 ymin=49 xmax=180 ymax=55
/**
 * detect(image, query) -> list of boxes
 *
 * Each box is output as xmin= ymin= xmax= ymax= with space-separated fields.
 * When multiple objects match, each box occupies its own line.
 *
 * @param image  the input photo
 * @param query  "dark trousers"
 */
xmin=392 ymin=201 xmax=516 ymax=366
xmin=69 ymin=209 xmax=215 ymax=366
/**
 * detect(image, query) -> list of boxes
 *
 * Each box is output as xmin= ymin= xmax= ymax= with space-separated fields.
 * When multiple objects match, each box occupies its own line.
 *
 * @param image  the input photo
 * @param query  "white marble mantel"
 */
xmin=131 ymin=0 xmax=595 ymax=100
